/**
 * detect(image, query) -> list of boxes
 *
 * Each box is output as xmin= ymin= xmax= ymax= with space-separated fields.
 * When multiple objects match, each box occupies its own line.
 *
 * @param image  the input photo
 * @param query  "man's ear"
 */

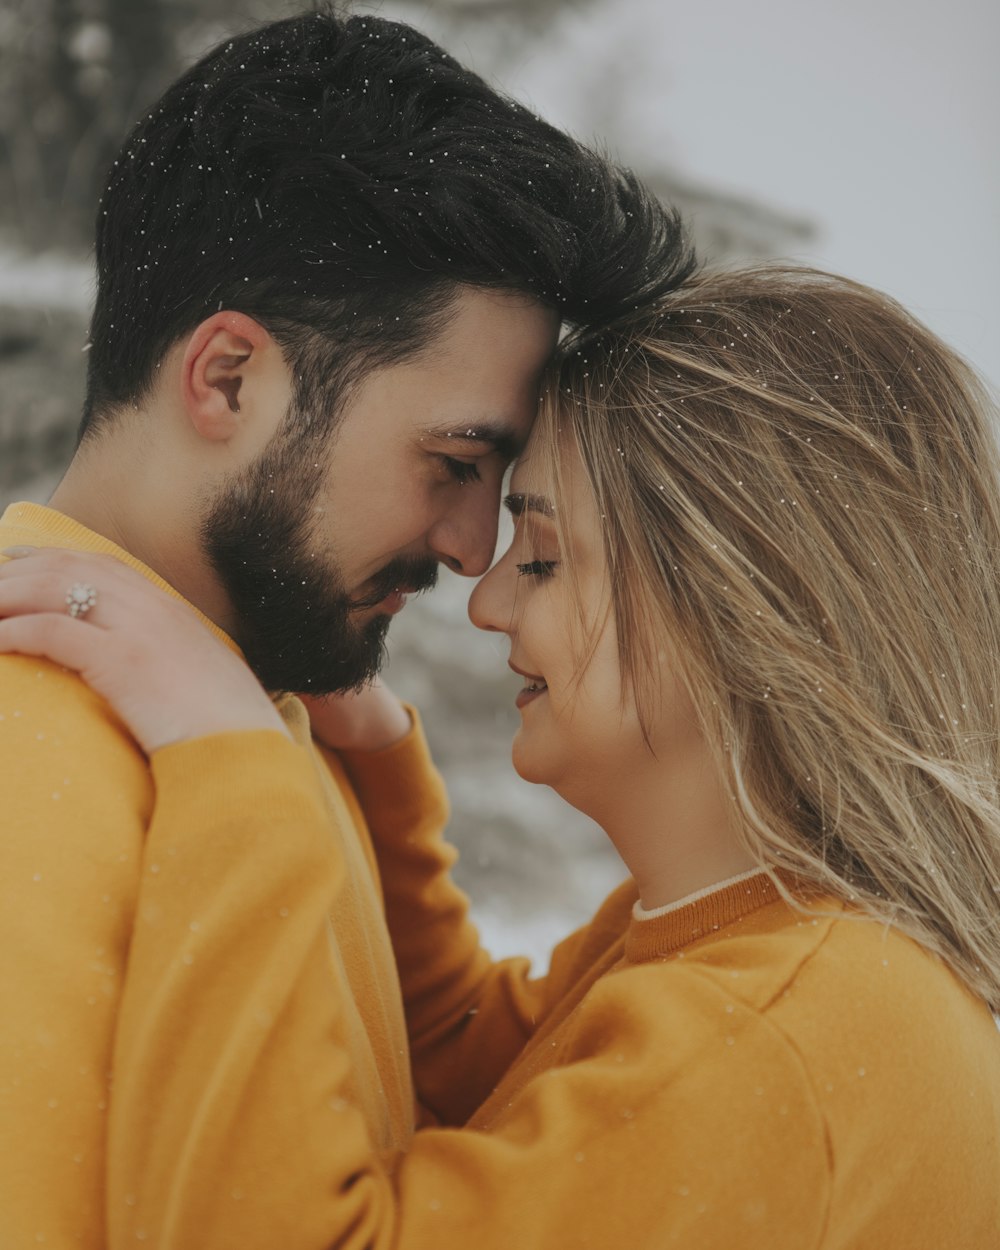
xmin=181 ymin=311 xmax=275 ymax=442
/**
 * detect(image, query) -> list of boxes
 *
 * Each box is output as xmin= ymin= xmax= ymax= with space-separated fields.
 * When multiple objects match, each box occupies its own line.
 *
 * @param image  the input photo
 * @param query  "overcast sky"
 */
xmin=425 ymin=0 xmax=999 ymax=389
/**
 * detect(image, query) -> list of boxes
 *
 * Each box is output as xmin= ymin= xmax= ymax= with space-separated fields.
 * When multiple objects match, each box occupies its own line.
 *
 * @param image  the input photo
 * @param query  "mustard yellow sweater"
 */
xmin=0 ymin=503 xmax=415 ymax=1248
xmin=115 ymin=695 xmax=1000 ymax=1245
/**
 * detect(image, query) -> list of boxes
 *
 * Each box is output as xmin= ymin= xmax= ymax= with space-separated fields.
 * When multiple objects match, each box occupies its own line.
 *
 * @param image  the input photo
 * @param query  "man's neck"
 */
xmin=49 ymin=449 xmax=236 ymax=636
xmin=49 ymin=459 xmax=136 ymax=557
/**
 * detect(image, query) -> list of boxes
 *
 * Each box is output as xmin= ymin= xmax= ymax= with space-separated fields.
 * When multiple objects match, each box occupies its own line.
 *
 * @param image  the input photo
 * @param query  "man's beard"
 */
xmin=200 ymin=431 xmax=437 ymax=695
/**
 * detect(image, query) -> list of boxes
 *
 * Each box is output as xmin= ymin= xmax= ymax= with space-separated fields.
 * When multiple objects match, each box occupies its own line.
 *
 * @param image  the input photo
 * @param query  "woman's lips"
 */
xmin=509 ymin=660 xmax=547 ymax=708
xmin=514 ymin=678 xmax=548 ymax=709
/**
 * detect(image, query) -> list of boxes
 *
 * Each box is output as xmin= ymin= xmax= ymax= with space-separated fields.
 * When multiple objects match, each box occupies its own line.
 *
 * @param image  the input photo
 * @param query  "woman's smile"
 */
xmin=509 ymin=659 xmax=548 ymax=708
xmin=514 ymin=679 xmax=548 ymax=709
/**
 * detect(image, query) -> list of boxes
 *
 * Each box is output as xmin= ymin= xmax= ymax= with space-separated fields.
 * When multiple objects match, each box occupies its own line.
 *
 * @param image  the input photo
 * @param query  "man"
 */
xmin=0 ymin=8 xmax=693 ymax=1244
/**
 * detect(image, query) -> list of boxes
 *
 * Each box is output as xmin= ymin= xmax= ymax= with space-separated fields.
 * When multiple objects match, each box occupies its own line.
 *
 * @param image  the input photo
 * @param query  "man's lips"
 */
xmin=352 ymin=581 xmax=422 ymax=613
xmin=350 ymin=558 xmax=439 ymax=612
xmin=375 ymin=587 xmax=413 ymax=615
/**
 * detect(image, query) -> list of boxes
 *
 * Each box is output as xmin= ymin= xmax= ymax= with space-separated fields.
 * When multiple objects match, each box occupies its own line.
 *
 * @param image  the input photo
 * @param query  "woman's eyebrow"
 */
xmin=504 ymin=491 xmax=554 ymax=518
xmin=420 ymin=420 xmax=523 ymax=462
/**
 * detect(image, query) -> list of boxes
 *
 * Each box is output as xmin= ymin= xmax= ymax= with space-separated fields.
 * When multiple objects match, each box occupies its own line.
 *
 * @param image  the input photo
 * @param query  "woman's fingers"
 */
xmin=0 ymin=572 xmax=107 ymax=627
xmin=0 ymin=549 xmax=115 ymax=602
xmin=0 ymin=548 xmax=179 ymax=632
xmin=1 ymin=544 xmax=291 ymax=754
xmin=0 ymin=612 xmax=100 ymax=672
xmin=1 ymin=547 xmax=106 ymax=576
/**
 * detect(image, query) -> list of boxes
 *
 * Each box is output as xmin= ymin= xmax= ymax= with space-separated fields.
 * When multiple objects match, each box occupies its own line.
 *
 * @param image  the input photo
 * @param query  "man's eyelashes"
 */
xmin=441 ymin=456 xmax=482 ymax=485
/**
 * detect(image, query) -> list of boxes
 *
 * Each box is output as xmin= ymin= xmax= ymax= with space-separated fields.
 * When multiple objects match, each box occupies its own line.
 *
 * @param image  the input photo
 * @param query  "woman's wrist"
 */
xmin=347 ymin=697 xmax=413 ymax=752
xmin=302 ymin=681 xmax=413 ymax=753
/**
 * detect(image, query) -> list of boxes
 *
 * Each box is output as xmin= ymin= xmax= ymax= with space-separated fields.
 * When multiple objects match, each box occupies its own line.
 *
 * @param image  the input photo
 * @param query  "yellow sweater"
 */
xmin=0 ymin=502 xmax=415 ymax=1248
xmin=113 ymin=705 xmax=1000 ymax=1246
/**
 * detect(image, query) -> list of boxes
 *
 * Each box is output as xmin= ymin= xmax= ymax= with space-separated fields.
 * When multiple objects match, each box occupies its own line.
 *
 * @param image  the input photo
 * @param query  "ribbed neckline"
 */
xmin=0 ymin=501 xmax=241 ymax=656
xmin=624 ymin=871 xmax=782 ymax=963
xmin=633 ymin=867 xmax=767 ymax=920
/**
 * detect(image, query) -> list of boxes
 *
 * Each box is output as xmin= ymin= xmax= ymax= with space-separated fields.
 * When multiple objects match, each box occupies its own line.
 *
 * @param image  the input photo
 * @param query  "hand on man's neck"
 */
xmin=48 ymin=422 xmax=238 ymax=639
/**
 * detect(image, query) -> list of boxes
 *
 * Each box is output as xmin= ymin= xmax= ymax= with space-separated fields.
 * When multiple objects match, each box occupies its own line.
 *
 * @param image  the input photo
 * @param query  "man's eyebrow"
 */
xmin=503 ymin=491 xmax=554 ymax=518
xmin=421 ymin=421 xmax=524 ymax=461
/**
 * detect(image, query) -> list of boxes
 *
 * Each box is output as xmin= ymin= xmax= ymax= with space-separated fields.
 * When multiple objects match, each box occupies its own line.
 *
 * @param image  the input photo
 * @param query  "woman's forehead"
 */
xmin=508 ymin=454 xmax=543 ymax=496
xmin=508 ymin=424 xmax=570 ymax=495
xmin=507 ymin=439 xmax=602 ymax=547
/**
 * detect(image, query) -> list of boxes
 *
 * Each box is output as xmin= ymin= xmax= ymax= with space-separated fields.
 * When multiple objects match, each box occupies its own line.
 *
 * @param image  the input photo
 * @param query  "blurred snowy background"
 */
xmin=2 ymin=0 xmax=998 ymax=967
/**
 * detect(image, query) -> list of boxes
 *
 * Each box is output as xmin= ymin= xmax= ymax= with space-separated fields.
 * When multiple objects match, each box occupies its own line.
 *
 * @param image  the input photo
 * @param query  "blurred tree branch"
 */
xmin=0 ymin=0 xmax=813 ymax=263
xmin=0 ymin=0 xmax=181 ymax=247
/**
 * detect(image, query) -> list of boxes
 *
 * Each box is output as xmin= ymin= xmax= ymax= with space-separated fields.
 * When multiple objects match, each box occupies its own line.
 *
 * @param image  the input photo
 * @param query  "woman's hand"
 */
xmin=0 ymin=547 xmax=290 ymax=754
xmin=301 ymin=677 xmax=412 ymax=753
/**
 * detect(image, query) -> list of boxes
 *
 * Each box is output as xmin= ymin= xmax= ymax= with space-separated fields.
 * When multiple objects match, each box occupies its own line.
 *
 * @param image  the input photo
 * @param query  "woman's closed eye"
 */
xmin=516 ymin=560 xmax=558 ymax=578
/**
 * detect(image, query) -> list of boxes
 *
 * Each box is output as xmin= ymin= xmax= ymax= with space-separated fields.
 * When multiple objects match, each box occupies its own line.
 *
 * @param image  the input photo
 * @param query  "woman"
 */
xmin=2 ymin=266 xmax=999 ymax=1247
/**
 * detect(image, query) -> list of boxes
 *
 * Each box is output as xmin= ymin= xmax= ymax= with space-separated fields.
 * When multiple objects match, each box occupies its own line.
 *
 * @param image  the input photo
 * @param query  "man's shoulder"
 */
xmin=0 ymin=655 xmax=152 ymax=917
xmin=0 ymin=651 xmax=148 ymax=787
xmin=2 ymin=650 xmax=118 ymax=725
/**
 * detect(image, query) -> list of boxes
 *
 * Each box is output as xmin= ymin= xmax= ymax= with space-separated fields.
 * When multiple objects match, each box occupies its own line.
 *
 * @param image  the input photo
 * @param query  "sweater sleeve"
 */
xmin=0 ymin=658 xmax=149 ymax=1249
xmin=322 ymin=713 xmax=595 ymax=1124
xmin=109 ymin=730 xmax=830 ymax=1250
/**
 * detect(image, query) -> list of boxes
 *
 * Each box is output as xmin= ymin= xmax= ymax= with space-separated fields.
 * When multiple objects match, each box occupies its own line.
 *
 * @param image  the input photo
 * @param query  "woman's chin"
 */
xmin=511 ymin=728 xmax=564 ymax=790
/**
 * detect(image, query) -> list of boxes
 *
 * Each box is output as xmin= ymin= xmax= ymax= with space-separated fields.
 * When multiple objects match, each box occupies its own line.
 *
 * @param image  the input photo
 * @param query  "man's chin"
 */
xmin=238 ymin=616 xmax=390 ymax=697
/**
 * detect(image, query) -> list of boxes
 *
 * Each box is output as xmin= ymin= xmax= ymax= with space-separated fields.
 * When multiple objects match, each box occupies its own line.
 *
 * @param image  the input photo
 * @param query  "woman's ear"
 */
xmin=180 ymin=312 xmax=275 ymax=442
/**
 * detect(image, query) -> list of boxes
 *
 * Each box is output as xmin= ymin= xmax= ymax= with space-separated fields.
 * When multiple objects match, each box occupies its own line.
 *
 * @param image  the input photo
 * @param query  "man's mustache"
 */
xmin=349 ymin=556 xmax=439 ymax=611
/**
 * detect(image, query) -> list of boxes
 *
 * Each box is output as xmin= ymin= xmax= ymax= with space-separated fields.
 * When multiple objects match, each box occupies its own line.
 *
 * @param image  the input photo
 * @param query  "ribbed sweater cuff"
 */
xmin=337 ymin=707 xmax=449 ymax=836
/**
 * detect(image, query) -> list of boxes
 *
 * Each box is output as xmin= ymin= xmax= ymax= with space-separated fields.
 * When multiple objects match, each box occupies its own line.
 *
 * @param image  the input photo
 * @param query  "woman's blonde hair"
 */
xmin=539 ymin=265 xmax=1000 ymax=1010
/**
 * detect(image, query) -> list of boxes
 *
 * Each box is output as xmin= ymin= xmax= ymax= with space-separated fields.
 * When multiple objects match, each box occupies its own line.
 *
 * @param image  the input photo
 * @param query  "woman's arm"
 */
xmin=336 ymin=721 xmax=554 ymax=1123
xmin=307 ymin=686 xmax=599 ymax=1125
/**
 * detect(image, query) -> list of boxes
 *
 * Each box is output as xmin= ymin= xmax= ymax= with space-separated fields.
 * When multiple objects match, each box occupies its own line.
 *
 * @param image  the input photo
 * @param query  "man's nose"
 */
xmin=428 ymin=492 xmax=501 ymax=578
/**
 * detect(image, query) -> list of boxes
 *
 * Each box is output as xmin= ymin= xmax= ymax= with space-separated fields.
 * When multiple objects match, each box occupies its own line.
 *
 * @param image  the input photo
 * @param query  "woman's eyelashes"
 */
xmin=516 ymin=559 xmax=558 ymax=578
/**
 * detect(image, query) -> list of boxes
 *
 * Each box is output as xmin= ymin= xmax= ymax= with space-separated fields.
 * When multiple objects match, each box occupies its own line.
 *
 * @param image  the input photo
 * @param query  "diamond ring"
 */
xmin=66 ymin=582 xmax=98 ymax=619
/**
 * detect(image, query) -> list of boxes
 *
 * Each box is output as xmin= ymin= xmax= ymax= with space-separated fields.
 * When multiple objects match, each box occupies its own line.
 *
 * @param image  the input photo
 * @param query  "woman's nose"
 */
xmin=468 ymin=553 xmax=515 ymax=634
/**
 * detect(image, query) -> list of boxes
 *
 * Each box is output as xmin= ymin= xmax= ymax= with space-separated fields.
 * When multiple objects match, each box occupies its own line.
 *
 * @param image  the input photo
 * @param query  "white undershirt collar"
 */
xmin=633 ymin=868 xmax=767 ymax=922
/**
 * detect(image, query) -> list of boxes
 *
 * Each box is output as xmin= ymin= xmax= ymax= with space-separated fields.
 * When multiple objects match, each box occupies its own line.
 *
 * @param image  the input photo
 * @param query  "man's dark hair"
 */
xmin=82 ymin=8 xmax=695 ymax=439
